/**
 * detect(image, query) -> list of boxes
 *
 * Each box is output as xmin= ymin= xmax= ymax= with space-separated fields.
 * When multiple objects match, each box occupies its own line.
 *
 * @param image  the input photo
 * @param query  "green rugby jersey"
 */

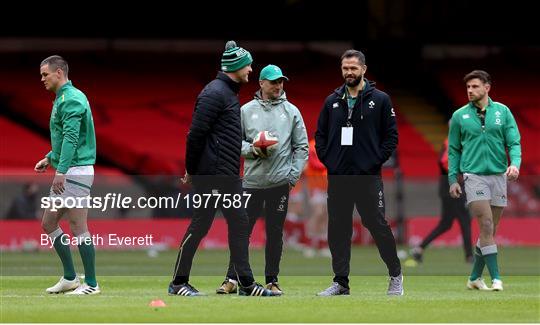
xmin=448 ymin=97 xmax=521 ymax=184
xmin=46 ymin=81 xmax=96 ymax=174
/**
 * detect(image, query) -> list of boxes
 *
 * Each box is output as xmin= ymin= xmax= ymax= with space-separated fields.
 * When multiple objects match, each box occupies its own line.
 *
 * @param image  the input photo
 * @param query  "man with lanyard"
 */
xmin=315 ymin=49 xmax=403 ymax=296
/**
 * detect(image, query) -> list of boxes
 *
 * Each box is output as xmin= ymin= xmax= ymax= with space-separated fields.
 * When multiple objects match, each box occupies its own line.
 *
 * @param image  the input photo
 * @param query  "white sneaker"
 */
xmin=66 ymin=283 xmax=101 ymax=295
xmin=387 ymin=273 xmax=404 ymax=296
xmin=467 ymin=278 xmax=491 ymax=291
xmin=46 ymin=276 xmax=80 ymax=294
xmin=491 ymin=279 xmax=503 ymax=291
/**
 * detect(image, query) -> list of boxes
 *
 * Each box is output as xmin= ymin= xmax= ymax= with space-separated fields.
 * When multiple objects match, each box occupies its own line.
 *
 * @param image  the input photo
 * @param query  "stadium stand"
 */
xmin=0 ymin=116 xmax=51 ymax=172
xmin=1 ymin=54 xmax=439 ymax=178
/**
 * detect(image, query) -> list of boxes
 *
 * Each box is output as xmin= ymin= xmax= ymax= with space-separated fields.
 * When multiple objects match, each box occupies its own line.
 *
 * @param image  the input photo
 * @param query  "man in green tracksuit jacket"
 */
xmin=35 ymin=55 xmax=99 ymax=295
xmin=448 ymin=70 xmax=521 ymax=292
xmin=217 ymin=65 xmax=309 ymax=295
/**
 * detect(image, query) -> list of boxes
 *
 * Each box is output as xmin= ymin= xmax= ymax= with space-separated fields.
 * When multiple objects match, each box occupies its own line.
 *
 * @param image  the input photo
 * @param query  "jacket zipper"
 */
xmin=480 ymin=108 xmax=487 ymax=171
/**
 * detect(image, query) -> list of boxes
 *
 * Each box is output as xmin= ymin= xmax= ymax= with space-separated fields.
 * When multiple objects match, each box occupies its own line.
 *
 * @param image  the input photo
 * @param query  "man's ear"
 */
xmin=485 ymin=83 xmax=491 ymax=92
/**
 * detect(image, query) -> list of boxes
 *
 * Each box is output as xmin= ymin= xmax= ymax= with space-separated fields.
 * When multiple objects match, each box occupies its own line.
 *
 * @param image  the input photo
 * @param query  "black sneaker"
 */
xmin=168 ymin=282 xmax=204 ymax=296
xmin=239 ymin=282 xmax=281 ymax=296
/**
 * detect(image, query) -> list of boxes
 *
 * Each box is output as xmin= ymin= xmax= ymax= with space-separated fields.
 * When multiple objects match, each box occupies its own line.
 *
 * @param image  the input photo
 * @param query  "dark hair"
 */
xmin=341 ymin=49 xmax=366 ymax=65
xmin=464 ymin=70 xmax=491 ymax=85
xmin=40 ymin=55 xmax=69 ymax=77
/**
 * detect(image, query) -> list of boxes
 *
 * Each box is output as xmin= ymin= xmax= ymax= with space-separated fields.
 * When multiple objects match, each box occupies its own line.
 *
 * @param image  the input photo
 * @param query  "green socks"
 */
xmin=481 ymin=244 xmax=500 ymax=281
xmin=49 ymin=229 xmax=98 ymax=287
xmin=469 ymin=240 xmax=486 ymax=281
xmin=49 ymin=228 xmax=76 ymax=281
xmin=77 ymin=232 xmax=97 ymax=287
xmin=470 ymin=241 xmax=500 ymax=281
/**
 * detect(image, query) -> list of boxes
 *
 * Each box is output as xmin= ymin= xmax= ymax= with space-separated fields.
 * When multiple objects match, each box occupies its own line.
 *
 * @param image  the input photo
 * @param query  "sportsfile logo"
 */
xmin=41 ymin=192 xmax=252 ymax=212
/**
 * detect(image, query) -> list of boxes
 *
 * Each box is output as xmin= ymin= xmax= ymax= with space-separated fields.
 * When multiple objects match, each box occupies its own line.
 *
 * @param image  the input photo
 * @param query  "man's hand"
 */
xmin=506 ymin=165 xmax=519 ymax=181
xmin=181 ymin=172 xmax=192 ymax=185
xmin=52 ymin=173 xmax=66 ymax=195
xmin=34 ymin=157 xmax=50 ymax=173
xmin=251 ymin=144 xmax=267 ymax=159
xmin=449 ymin=182 xmax=462 ymax=198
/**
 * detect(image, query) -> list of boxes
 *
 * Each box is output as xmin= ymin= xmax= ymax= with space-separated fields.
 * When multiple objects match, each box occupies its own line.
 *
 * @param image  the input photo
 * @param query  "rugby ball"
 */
xmin=252 ymin=131 xmax=279 ymax=158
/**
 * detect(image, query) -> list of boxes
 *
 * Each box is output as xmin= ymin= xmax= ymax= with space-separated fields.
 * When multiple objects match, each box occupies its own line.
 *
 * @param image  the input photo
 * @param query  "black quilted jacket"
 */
xmin=185 ymin=72 xmax=243 ymax=176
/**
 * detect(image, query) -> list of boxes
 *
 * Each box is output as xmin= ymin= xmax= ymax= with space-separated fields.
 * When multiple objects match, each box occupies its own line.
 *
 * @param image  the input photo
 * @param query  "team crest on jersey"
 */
xmin=369 ymin=100 xmax=375 ymax=108
xmin=494 ymin=111 xmax=502 ymax=125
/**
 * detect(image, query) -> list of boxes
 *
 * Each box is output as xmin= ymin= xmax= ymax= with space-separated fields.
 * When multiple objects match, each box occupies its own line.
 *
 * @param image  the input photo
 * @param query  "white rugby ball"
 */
xmin=252 ymin=131 xmax=279 ymax=157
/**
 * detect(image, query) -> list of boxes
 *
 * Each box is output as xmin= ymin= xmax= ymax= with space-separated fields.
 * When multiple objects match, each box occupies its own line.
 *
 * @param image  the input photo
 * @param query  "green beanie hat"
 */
xmin=221 ymin=40 xmax=253 ymax=72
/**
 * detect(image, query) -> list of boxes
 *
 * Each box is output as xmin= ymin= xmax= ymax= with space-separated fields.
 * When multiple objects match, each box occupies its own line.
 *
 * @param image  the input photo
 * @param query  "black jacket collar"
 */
xmin=216 ymin=71 xmax=241 ymax=94
xmin=334 ymin=79 xmax=376 ymax=99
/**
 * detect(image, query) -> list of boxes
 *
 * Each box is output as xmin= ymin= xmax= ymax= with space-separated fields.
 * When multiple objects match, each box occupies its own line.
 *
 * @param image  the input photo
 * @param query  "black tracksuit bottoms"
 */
xmin=420 ymin=177 xmax=472 ymax=258
xmin=225 ymin=183 xmax=290 ymax=284
xmin=172 ymin=177 xmax=254 ymax=286
xmin=327 ymin=175 xmax=401 ymax=288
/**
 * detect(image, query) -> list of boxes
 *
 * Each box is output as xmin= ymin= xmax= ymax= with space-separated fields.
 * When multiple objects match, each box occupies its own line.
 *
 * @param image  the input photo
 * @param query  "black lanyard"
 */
xmin=347 ymin=106 xmax=353 ymax=127
xmin=346 ymin=87 xmax=363 ymax=126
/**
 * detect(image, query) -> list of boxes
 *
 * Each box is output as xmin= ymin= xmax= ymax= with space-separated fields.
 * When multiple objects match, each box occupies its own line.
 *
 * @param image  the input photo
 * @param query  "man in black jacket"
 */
xmin=315 ymin=49 xmax=403 ymax=296
xmin=410 ymin=134 xmax=472 ymax=264
xmin=168 ymin=41 xmax=279 ymax=296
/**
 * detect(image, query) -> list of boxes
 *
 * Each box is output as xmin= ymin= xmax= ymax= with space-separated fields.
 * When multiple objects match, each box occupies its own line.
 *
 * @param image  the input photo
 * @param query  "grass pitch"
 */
xmin=1 ymin=247 xmax=539 ymax=322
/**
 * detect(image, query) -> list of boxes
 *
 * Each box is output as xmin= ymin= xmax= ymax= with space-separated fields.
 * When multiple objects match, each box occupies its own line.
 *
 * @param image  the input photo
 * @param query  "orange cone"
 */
xmin=149 ymin=299 xmax=167 ymax=307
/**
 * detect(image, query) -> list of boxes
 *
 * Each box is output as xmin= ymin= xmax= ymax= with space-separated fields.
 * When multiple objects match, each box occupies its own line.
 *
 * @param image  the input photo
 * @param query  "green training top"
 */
xmin=46 ymin=81 xmax=96 ymax=174
xmin=448 ymin=97 xmax=521 ymax=184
